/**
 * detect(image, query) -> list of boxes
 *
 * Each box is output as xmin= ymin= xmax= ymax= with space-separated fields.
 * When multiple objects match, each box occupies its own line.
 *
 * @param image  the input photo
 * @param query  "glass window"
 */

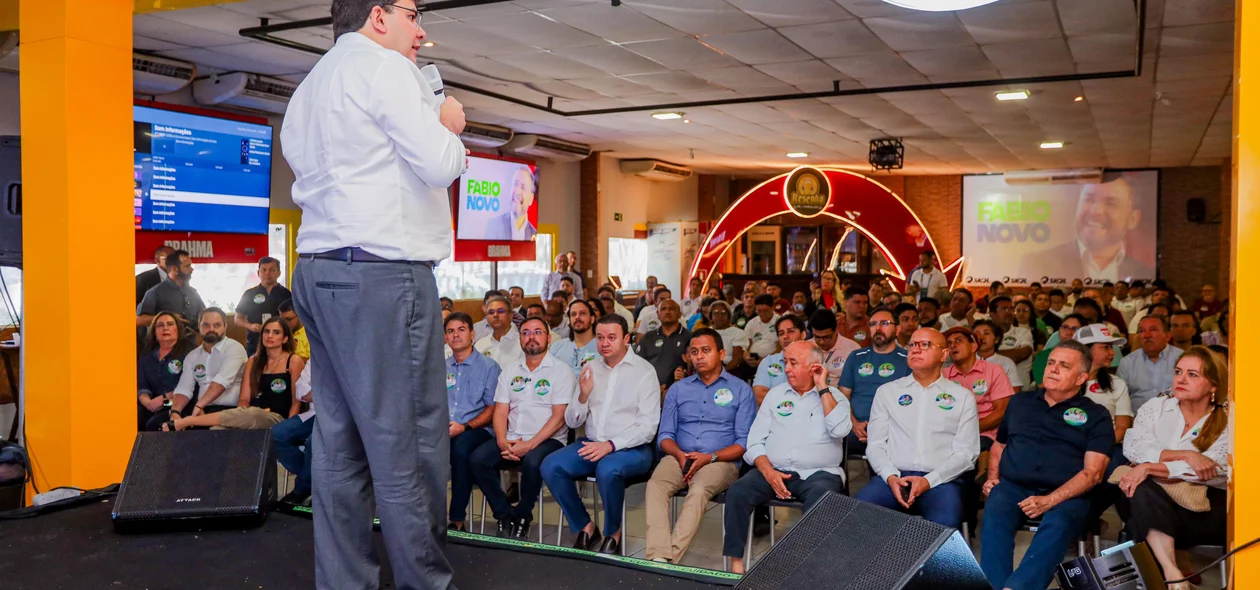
xmin=0 ymin=267 xmax=21 ymax=329
xmin=608 ymin=237 xmax=648 ymax=290
xmin=135 ymin=262 xmax=260 ymax=313
xmin=434 ymin=233 xmax=553 ymax=300
xmin=498 ymin=233 xmax=552 ymax=296
xmin=268 ymin=224 xmax=289 ymax=288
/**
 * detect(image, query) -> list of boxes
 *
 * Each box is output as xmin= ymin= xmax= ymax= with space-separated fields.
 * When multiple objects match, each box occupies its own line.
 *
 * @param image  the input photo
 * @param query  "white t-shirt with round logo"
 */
xmin=999 ymin=325 xmax=1034 ymax=387
xmin=715 ymin=326 xmax=750 ymax=361
xmin=744 ymin=313 xmax=780 ymax=358
xmin=493 ymin=353 xmax=576 ymax=443
xmin=1084 ymin=376 xmax=1133 ymax=426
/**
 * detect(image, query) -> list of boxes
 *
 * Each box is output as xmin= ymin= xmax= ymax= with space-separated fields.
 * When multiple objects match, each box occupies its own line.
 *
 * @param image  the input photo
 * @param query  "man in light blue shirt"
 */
xmin=550 ymin=300 xmax=599 ymax=377
xmin=646 ymin=328 xmax=756 ymax=563
xmin=723 ymin=341 xmax=851 ymax=574
xmin=443 ymin=312 xmax=501 ymax=532
xmin=752 ymin=314 xmax=807 ymax=405
xmin=1118 ymin=315 xmax=1182 ymax=412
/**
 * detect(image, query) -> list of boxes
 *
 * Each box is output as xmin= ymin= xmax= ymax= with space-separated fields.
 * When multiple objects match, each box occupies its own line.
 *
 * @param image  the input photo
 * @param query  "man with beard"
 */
xmin=137 ymin=249 xmax=204 ymax=342
xmin=470 ymin=317 xmax=574 ymax=540
xmin=838 ymin=308 xmax=910 ymax=455
xmin=894 ymin=302 xmax=919 ymax=348
xmin=167 ymin=308 xmax=247 ymax=418
xmin=837 ymin=287 xmax=871 ymax=347
xmin=551 ymin=299 xmax=599 ymax=378
xmin=1021 ymin=177 xmax=1153 ymax=282
xmin=917 ymin=297 xmax=941 ymax=330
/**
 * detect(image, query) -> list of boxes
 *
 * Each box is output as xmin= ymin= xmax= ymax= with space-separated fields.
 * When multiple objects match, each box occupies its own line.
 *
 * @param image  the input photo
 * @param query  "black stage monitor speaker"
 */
xmin=736 ymin=492 xmax=990 ymax=590
xmin=1187 ymin=198 xmax=1206 ymax=223
xmin=112 ymin=430 xmax=276 ymax=533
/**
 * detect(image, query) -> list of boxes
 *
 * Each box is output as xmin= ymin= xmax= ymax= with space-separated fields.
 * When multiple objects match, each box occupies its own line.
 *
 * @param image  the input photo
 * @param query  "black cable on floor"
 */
xmin=0 ymin=483 xmax=118 ymax=520
xmin=1164 ymin=535 xmax=1260 ymax=585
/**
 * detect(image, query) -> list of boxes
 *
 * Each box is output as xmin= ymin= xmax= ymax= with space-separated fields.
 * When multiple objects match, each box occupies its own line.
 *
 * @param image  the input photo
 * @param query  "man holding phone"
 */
xmin=722 ymin=341 xmax=851 ymax=574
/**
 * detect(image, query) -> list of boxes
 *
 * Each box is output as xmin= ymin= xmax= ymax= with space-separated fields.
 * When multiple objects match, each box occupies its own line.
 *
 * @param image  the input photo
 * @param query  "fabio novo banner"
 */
xmin=961 ymin=171 xmax=1158 ymax=288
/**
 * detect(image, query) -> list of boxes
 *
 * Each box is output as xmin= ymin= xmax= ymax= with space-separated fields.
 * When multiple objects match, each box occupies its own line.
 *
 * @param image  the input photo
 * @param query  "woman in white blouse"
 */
xmin=707 ymin=301 xmax=748 ymax=375
xmin=1120 ymin=346 xmax=1229 ymax=588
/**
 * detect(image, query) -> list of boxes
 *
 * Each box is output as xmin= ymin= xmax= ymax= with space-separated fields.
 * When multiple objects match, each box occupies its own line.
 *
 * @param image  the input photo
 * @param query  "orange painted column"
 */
xmin=19 ymin=0 xmax=135 ymax=492
xmin=1232 ymin=1 xmax=1260 ymax=587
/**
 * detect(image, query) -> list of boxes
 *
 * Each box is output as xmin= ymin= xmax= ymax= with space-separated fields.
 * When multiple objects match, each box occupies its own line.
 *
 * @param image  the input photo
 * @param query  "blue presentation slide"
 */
xmin=134 ymin=106 xmax=273 ymax=235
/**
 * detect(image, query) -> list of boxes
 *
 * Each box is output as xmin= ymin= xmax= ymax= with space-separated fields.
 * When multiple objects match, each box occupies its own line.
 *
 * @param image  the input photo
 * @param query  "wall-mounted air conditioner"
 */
xmin=133 ymin=53 xmax=197 ymax=96
xmin=620 ymin=159 xmax=694 ymax=182
xmin=504 ymin=134 xmax=592 ymax=162
xmin=461 ymin=121 xmax=513 ymax=148
xmin=192 ymin=72 xmax=296 ymax=115
xmin=1002 ymin=168 xmax=1104 ymax=185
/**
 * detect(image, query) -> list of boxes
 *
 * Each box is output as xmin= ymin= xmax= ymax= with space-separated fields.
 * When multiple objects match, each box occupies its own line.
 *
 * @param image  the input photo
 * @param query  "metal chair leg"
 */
xmin=621 ymin=500 xmax=627 ymax=556
xmin=1093 ymin=534 xmax=1101 ymax=558
xmin=479 ymin=494 xmax=487 ymax=534
xmin=769 ymin=506 xmax=776 ymax=547
xmin=538 ymin=489 xmax=545 ymax=544
xmin=745 ymin=516 xmax=754 ymax=566
xmin=722 ymin=504 xmax=729 ymax=572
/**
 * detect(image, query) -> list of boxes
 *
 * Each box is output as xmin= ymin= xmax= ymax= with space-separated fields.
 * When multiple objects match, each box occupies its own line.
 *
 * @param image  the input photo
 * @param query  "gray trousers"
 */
xmin=293 ymin=257 xmax=452 ymax=590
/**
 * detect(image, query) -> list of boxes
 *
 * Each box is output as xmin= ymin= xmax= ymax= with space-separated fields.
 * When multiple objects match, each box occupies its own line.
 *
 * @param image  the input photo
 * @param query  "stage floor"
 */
xmin=0 ymin=498 xmax=735 ymax=589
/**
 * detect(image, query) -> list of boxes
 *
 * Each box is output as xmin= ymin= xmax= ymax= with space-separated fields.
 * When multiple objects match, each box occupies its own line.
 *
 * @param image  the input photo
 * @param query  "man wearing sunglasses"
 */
xmin=837 ymin=308 xmax=910 ymax=456
xmin=282 ymin=0 xmax=470 ymax=586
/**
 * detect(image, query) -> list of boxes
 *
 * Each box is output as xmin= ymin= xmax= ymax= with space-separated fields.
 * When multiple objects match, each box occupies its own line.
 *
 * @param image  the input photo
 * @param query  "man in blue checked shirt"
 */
xmin=751 ymin=314 xmax=808 ymax=405
xmin=443 ymin=312 xmax=501 ymax=532
xmin=644 ymin=328 xmax=756 ymax=564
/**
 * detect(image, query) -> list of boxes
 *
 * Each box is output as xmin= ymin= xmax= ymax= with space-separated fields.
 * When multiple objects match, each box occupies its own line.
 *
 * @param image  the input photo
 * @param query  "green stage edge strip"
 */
xmin=282 ymin=504 xmax=741 ymax=585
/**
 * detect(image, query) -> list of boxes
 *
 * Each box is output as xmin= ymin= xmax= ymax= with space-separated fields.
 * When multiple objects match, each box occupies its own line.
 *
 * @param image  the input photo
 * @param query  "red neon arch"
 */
xmin=689 ymin=168 xmax=965 ymax=296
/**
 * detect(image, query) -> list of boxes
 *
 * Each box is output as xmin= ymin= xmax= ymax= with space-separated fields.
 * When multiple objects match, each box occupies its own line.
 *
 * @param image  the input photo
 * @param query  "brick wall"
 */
xmin=579 ymin=152 xmax=601 ymax=284
xmin=901 ymin=175 xmax=964 ymax=266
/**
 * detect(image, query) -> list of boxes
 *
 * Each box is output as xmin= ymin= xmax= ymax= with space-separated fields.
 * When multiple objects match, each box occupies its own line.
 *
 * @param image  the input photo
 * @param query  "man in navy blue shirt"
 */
xmin=443 ymin=312 xmax=502 ymax=532
xmin=645 ymin=328 xmax=756 ymax=564
xmin=838 ymin=307 xmax=910 ymax=455
xmin=981 ymin=340 xmax=1113 ymax=590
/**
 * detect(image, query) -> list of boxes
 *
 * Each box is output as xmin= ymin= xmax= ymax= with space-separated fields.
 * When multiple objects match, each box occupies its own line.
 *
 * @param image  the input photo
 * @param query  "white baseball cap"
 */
xmin=1075 ymin=323 xmax=1124 ymax=346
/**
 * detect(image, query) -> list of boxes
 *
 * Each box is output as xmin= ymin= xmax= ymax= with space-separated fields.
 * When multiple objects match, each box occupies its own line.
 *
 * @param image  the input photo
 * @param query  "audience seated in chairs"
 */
xmin=635 ymin=299 xmax=690 ymax=393
xmin=980 ymin=340 xmax=1113 ymax=590
xmin=723 ymin=341 xmax=851 ymax=574
xmin=859 ymin=328 xmax=978 ymax=530
xmin=542 ymin=314 xmax=662 ymax=555
xmin=807 ymin=308 xmax=859 ymax=389
xmin=1118 ymin=346 xmax=1230 ymax=589
xmin=274 ymin=360 xmax=314 ymax=505
xmin=471 ymin=317 xmax=573 ymax=540
xmin=645 ymin=328 xmax=756 ymax=564
xmin=277 ymin=299 xmax=309 ymax=360
xmin=443 ymin=312 xmax=501 ymax=532
xmin=158 ymin=308 xmax=247 ymax=426
xmin=137 ymin=311 xmax=195 ymax=431
xmin=163 ymin=315 xmax=302 ymax=431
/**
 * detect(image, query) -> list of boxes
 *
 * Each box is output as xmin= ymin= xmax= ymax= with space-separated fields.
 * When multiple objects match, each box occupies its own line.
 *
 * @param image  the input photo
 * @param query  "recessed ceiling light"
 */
xmin=422 ymin=41 xmax=435 ymax=47
xmin=879 ymin=0 xmax=1000 ymax=11
xmin=683 ymin=119 xmax=691 ymax=123
xmin=652 ymin=112 xmax=684 ymax=120
xmin=995 ymin=90 xmax=1030 ymax=101
xmin=786 ymin=152 xmax=809 ymax=158
xmin=1074 ymin=96 xmax=1084 ymax=102
xmin=1040 ymin=141 xmax=1065 ymax=149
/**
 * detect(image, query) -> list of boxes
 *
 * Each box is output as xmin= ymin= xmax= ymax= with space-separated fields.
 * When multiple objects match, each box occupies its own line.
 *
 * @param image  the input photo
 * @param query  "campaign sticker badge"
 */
xmin=446 ymin=373 xmax=457 ymax=389
xmin=580 ymin=352 xmax=598 ymax=368
xmin=858 ymin=363 xmax=875 ymax=377
xmin=767 ymin=363 xmax=783 ymax=377
xmin=253 ymin=293 xmax=266 ymax=305
xmin=271 ymin=378 xmax=287 ymax=393
xmin=854 ymin=331 xmax=868 ymax=342
xmin=714 ymin=388 xmax=734 ymax=407
xmin=775 ymin=400 xmax=795 ymax=417
xmin=1064 ymin=408 xmax=1088 ymax=426
xmin=736 ymin=318 xmax=747 ymax=328
xmin=167 ymin=359 xmax=183 ymax=375
xmin=194 ymin=364 xmax=207 ymax=379
xmin=510 ymin=376 xmax=528 ymax=392
xmin=534 ymin=379 xmax=551 ymax=397
xmin=898 ymin=395 xmax=913 ymax=407
xmin=1088 ymin=382 xmax=1101 ymax=393
xmin=972 ymin=379 xmax=988 ymax=396
xmin=752 ymin=332 xmax=763 ymax=341
xmin=655 ymin=339 xmax=665 ymax=348
xmin=936 ymin=392 xmax=956 ymax=410
xmin=878 ymin=363 xmax=895 ymax=378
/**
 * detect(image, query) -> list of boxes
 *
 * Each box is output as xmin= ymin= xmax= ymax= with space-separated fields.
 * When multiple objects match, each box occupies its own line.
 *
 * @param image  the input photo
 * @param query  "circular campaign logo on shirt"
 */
xmin=714 ymin=388 xmax=734 ymax=407
xmin=736 ymin=318 xmax=747 ymax=328
xmin=1088 ymin=382 xmax=1101 ymax=393
xmin=971 ymin=379 xmax=988 ymax=396
xmin=767 ymin=363 xmax=783 ymax=377
xmin=534 ymin=379 xmax=551 ymax=397
xmin=898 ymin=394 xmax=913 ymax=407
xmin=1003 ymin=335 xmax=1017 ymax=347
xmin=253 ymin=293 xmax=266 ymax=305
xmin=775 ymin=400 xmax=795 ymax=417
xmin=167 ymin=359 xmax=182 ymax=375
xmin=510 ymin=376 xmax=527 ymax=392
xmin=648 ymin=321 xmax=660 ymax=331
xmin=580 ymin=352 xmax=597 ymax=367
xmin=854 ymin=331 xmax=868 ymax=342
xmin=446 ymin=373 xmax=456 ymax=389
xmin=1063 ymin=408 xmax=1089 ymax=426
xmin=858 ymin=363 xmax=874 ymax=377
xmin=654 ymin=339 xmax=664 ymax=348
xmin=936 ymin=392 xmax=956 ymax=410
xmin=270 ymin=378 xmax=287 ymax=393
xmin=877 ymin=363 xmax=895 ymax=378
xmin=194 ymin=364 xmax=207 ymax=379
xmin=752 ymin=331 xmax=763 ymax=341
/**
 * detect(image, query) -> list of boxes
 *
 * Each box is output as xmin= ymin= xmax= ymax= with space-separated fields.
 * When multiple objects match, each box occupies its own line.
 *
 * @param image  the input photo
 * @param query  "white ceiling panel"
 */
xmin=422 ymin=21 xmax=538 ymax=57
xmin=135 ymin=35 xmax=188 ymax=52
xmin=690 ymin=65 xmax=790 ymax=89
xmin=1156 ymin=53 xmax=1234 ymax=81
xmin=825 ymin=53 xmax=929 ymax=85
xmin=622 ymin=37 xmax=743 ymax=71
xmin=982 ymin=39 xmax=1076 ymax=77
xmin=902 ymin=46 xmax=1000 ymax=82
xmin=863 ymin=12 xmax=975 ymax=52
xmin=1158 ymin=23 xmax=1235 ymax=57
xmin=492 ymin=51 xmax=607 ymax=80
xmin=699 ymin=29 xmax=813 ymax=65
xmin=536 ymin=3 xmax=686 ymax=43
xmin=619 ymin=71 xmax=720 ymax=93
xmin=622 ymin=0 xmax=765 ymax=35
xmin=956 ymin=0 xmax=1062 ymax=44
xmin=551 ymin=44 xmax=671 ymax=76
xmin=754 ymin=60 xmax=849 ymax=90
xmin=725 ymin=0 xmax=855 ymax=27
xmin=134 ymin=14 xmax=248 ymax=47
xmin=778 ymin=19 xmax=891 ymax=59
xmin=566 ymin=76 xmax=658 ymax=97
xmin=460 ymin=12 xmax=607 ymax=49
xmin=1056 ymin=0 xmax=1138 ymax=37
xmin=155 ymin=46 xmax=301 ymax=76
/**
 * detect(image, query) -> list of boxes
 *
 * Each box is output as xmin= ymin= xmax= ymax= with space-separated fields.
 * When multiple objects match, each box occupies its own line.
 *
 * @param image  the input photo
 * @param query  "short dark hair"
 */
xmin=551 ymin=290 xmax=570 ymax=300
xmin=483 ymin=290 xmax=500 ymax=303
xmin=990 ymin=281 xmax=1004 ymax=290
xmin=167 ymin=249 xmax=190 ymax=271
xmin=567 ymin=299 xmax=595 ymax=318
xmin=560 ymin=276 xmax=575 ymax=286
xmin=278 ymin=299 xmax=295 ymax=314
xmin=809 ymin=309 xmax=837 ymax=332
xmin=332 ymin=0 xmax=397 ymax=39
xmin=520 ymin=316 xmax=550 ymax=333
xmin=989 ymin=295 xmax=1012 ymax=309
xmin=444 ymin=311 xmax=473 ymax=331
xmin=509 ymin=286 xmax=524 ymax=295
xmin=953 ymin=288 xmax=974 ymax=303
xmin=1061 ymin=312 xmax=1088 ymax=326
xmin=918 ymin=297 xmax=940 ymax=310
xmin=921 ymin=250 xmax=935 ymax=258
xmin=689 ymin=328 xmax=724 ymax=353
xmin=525 ymin=303 xmax=545 ymax=316
xmin=1116 ymin=280 xmax=1129 ymax=287
xmin=1130 ymin=280 xmax=1146 ymax=289
xmin=754 ymin=294 xmax=774 ymax=307
xmin=1102 ymin=281 xmax=1115 ymax=289
xmin=598 ymin=285 xmax=616 ymax=297
xmin=586 ymin=298 xmax=606 ymax=316
xmin=1030 ymin=282 xmax=1042 ymax=288
xmin=199 ymin=307 xmax=227 ymax=325
xmin=971 ymin=318 xmax=1003 ymax=341
xmin=844 ymin=286 xmax=866 ymax=300
xmin=1048 ymin=288 xmax=1066 ymax=299
xmin=767 ymin=281 xmax=782 ymax=289
xmin=656 ymin=287 xmax=672 ymax=299
xmin=776 ymin=314 xmax=806 ymax=333
xmin=440 ymin=296 xmax=454 ymax=307
xmin=1140 ymin=313 xmax=1170 ymax=331
xmin=1054 ymin=339 xmax=1094 ymax=374
xmin=258 ymin=256 xmax=280 ymax=269
xmin=595 ymin=313 xmax=628 ymax=336
xmin=893 ymin=302 xmax=918 ymax=319
xmin=1073 ymin=297 xmax=1104 ymax=319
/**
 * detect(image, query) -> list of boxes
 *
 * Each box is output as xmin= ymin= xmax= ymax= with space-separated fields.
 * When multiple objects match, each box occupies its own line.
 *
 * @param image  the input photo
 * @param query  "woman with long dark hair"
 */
xmin=138 ymin=312 xmax=194 ymax=430
xmin=163 ymin=317 xmax=304 ymax=431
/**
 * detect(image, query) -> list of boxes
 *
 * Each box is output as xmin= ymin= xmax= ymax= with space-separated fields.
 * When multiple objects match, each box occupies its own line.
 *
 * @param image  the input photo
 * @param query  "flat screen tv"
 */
xmin=133 ymin=105 xmax=273 ymax=235
xmin=455 ymin=155 xmax=539 ymax=242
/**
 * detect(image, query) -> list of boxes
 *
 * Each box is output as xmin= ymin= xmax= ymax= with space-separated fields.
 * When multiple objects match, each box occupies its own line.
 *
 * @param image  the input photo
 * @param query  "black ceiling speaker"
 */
xmin=869 ymin=138 xmax=904 ymax=171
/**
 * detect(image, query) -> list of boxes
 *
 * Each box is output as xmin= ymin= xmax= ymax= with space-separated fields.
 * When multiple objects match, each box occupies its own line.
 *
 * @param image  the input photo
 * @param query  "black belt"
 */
xmin=301 ymin=247 xmax=434 ymax=267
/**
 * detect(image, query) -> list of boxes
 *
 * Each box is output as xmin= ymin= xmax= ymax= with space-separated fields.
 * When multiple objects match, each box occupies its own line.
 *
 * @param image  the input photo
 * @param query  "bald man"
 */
xmin=1021 ymin=175 xmax=1154 ymax=282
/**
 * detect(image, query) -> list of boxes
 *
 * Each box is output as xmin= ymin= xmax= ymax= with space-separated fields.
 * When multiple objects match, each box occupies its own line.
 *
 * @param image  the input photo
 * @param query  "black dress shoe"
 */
xmin=753 ymin=506 xmax=771 ymax=537
xmin=573 ymin=528 xmax=602 ymax=550
xmin=512 ymin=519 xmax=532 ymax=541
xmin=279 ymin=490 xmax=311 ymax=506
xmin=497 ymin=518 xmax=515 ymax=538
xmin=598 ymin=536 xmax=620 ymax=555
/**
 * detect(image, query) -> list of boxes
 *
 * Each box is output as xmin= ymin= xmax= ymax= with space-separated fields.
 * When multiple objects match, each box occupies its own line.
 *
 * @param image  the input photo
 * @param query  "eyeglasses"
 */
xmin=868 ymin=320 xmax=895 ymax=328
xmin=389 ymin=3 xmax=423 ymax=27
xmin=487 ymin=309 xmax=509 ymax=316
xmin=906 ymin=341 xmax=943 ymax=350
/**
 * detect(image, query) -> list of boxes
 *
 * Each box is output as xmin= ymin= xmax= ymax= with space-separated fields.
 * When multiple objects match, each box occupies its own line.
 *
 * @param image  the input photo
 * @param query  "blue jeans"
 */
xmin=721 ymin=469 xmax=843 ymax=558
xmin=855 ymin=470 xmax=964 ymax=529
xmin=273 ymin=415 xmax=314 ymax=495
xmin=541 ymin=440 xmax=654 ymax=536
xmin=449 ymin=428 xmax=493 ymax=522
xmin=981 ymin=479 xmax=1090 ymax=590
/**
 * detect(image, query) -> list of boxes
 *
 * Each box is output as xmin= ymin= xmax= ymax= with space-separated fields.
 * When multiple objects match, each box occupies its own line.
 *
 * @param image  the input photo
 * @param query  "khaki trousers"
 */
xmin=214 ymin=406 xmax=284 ymax=430
xmin=644 ymin=455 xmax=738 ymax=562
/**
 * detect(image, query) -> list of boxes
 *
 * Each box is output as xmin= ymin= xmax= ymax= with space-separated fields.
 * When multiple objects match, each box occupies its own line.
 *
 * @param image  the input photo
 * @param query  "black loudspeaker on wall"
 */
xmin=736 ymin=492 xmax=990 ymax=590
xmin=112 ymin=430 xmax=276 ymax=533
xmin=1187 ymin=197 xmax=1207 ymax=223
xmin=0 ymin=136 xmax=20 ymax=268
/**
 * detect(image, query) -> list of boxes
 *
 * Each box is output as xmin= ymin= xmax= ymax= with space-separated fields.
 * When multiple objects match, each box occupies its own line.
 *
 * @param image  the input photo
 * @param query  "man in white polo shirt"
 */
xmin=169 ymin=308 xmax=247 ymax=418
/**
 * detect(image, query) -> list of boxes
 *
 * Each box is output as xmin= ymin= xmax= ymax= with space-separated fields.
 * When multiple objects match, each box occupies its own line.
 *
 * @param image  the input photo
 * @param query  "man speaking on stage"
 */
xmin=281 ymin=1 xmax=467 ymax=588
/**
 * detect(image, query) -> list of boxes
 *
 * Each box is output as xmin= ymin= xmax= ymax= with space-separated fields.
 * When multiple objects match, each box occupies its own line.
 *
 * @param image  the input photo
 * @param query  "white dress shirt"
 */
xmin=743 ymin=313 xmax=780 ymax=357
xmin=296 ymin=361 xmax=316 ymax=422
xmin=174 ymin=338 xmax=248 ymax=408
xmin=475 ymin=330 xmax=523 ymax=369
xmin=908 ymin=267 xmax=948 ymax=301
xmin=938 ymin=313 xmax=970 ymax=331
xmin=865 ymin=374 xmax=980 ymax=488
xmin=494 ymin=353 xmax=575 ymax=443
xmin=282 ymin=33 xmax=466 ymax=262
xmin=473 ymin=318 xmax=493 ymax=342
xmin=745 ymin=382 xmax=852 ymax=480
xmin=980 ymin=352 xmax=1024 ymax=389
xmin=614 ymin=303 xmax=635 ymax=329
xmin=1123 ymin=396 xmax=1230 ymax=488
xmin=565 ymin=351 xmax=661 ymax=450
